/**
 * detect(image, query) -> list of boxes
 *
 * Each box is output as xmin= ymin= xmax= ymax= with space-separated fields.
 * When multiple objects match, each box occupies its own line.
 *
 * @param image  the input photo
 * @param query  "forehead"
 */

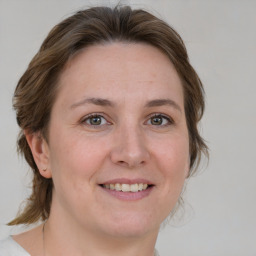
xmin=62 ymin=42 xmax=179 ymax=82
xmin=56 ymin=42 xmax=184 ymax=107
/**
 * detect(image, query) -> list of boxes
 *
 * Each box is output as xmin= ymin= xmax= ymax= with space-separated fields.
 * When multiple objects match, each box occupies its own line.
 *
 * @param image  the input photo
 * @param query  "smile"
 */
xmin=101 ymin=183 xmax=149 ymax=192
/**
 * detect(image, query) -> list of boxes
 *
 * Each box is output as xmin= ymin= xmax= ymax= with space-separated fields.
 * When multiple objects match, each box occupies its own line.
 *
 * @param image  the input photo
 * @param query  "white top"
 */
xmin=0 ymin=237 xmax=30 ymax=256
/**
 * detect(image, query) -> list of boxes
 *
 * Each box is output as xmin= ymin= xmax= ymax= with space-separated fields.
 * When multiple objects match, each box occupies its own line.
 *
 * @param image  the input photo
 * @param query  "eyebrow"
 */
xmin=70 ymin=97 xmax=114 ymax=109
xmin=145 ymin=99 xmax=182 ymax=112
xmin=70 ymin=97 xmax=182 ymax=112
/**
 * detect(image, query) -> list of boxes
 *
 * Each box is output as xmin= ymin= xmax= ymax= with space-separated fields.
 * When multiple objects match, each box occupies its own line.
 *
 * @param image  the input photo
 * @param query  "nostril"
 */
xmin=117 ymin=160 xmax=126 ymax=165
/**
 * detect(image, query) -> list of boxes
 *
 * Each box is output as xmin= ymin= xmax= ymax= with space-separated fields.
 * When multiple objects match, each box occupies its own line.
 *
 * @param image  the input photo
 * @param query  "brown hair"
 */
xmin=9 ymin=5 xmax=208 ymax=225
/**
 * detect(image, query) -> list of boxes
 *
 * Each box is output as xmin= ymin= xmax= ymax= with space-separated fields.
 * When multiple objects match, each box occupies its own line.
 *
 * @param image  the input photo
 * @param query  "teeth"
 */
xmin=103 ymin=183 xmax=149 ymax=192
xmin=130 ymin=184 xmax=138 ymax=192
xmin=143 ymin=184 xmax=148 ymax=190
xmin=120 ymin=184 xmax=129 ymax=192
xmin=115 ymin=183 xmax=122 ymax=191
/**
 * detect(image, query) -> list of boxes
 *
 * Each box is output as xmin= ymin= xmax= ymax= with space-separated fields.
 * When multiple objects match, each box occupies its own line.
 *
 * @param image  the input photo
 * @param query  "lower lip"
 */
xmin=99 ymin=186 xmax=154 ymax=201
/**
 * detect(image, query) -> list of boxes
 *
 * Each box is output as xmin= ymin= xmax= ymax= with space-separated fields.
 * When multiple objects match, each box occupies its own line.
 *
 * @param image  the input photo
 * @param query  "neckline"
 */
xmin=9 ymin=236 xmax=31 ymax=255
xmin=8 ymin=236 xmax=159 ymax=256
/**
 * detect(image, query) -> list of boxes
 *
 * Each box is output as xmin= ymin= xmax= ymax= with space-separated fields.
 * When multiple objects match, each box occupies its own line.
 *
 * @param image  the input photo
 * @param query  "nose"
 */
xmin=110 ymin=125 xmax=150 ymax=168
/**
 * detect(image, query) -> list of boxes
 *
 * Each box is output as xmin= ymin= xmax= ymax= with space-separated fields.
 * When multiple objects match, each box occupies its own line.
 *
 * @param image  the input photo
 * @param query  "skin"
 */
xmin=15 ymin=42 xmax=190 ymax=256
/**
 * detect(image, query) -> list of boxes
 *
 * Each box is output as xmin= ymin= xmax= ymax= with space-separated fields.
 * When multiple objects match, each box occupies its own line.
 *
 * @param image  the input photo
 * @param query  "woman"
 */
xmin=0 ymin=5 xmax=207 ymax=256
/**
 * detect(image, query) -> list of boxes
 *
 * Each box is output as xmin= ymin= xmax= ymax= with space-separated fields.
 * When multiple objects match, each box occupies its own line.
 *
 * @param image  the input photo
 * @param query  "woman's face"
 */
xmin=41 ymin=43 xmax=189 ymax=238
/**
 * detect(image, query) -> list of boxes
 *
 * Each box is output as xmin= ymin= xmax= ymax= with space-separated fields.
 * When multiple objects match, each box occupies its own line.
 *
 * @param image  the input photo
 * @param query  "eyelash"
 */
xmin=81 ymin=113 xmax=111 ymax=127
xmin=80 ymin=113 xmax=174 ymax=128
xmin=146 ymin=113 xmax=174 ymax=127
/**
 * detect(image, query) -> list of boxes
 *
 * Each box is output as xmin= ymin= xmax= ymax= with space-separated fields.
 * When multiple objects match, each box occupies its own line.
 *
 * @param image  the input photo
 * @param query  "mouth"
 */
xmin=98 ymin=179 xmax=155 ymax=200
xmin=99 ymin=183 xmax=154 ymax=193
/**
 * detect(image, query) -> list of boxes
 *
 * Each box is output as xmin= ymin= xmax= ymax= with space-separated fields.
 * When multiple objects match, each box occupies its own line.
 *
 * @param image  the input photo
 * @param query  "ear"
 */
xmin=25 ymin=130 xmax=52 ymax=179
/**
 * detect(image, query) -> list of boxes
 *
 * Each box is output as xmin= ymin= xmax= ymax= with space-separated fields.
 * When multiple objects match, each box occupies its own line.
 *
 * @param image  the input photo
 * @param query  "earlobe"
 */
xmin=25 ymin=130 xmax=52 ymax=179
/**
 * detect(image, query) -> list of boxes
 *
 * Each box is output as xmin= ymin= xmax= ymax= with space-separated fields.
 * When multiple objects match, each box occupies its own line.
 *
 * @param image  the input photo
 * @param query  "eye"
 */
xmin=82 ymin=114 xmax=109 ymax=126
xmin=147 ymin=114 xmax=173 ymax=126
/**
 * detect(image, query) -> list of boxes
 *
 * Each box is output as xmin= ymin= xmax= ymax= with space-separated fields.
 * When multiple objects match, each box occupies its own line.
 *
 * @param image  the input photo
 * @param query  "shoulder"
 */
xmin=0 ymin=236 xmax=30 ymax=256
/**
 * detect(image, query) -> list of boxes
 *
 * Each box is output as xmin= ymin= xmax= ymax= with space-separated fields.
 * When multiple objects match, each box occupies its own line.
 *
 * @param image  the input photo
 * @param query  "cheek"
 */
xmin=47 ymin=131 xmax=111 ymax=211
xmin=152 ymin=133 xmax=189 ymax=196
xmin=154 ymin=134 xmax=189 ymax=174
xmin=148 ymin=134 xmax=189 ymax=220
xmin=48 ymin=129 xmax=110 ymax=184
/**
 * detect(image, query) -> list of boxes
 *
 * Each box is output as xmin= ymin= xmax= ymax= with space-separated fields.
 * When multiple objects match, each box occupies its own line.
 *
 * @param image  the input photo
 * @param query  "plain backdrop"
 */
xmin=0 ymin=0 xmax=256 ymax=255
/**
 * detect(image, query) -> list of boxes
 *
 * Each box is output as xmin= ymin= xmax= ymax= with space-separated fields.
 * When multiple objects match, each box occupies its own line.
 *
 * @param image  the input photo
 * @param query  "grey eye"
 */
xmin=85 ymin=115 xmax=107 ymax=126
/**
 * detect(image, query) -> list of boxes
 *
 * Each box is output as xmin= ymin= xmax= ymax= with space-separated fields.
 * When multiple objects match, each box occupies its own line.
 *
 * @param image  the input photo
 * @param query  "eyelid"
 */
xmin=79 ymin=112 xmax=174 ymax=127
xmin=146 ymin=113 xmax=174 ymax=126
xmin=80 ymin=112 xmax=112 ymax=127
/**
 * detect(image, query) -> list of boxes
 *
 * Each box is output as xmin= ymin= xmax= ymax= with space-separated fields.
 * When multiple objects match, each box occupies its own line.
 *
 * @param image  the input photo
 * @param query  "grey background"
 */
xmin=0 ymin=0 xmax=256 ymax=255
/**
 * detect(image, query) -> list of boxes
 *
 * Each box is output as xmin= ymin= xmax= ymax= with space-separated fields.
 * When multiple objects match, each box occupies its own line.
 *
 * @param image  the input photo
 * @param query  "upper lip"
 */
xmin=99 ymin=178 xmax=153 ymax=185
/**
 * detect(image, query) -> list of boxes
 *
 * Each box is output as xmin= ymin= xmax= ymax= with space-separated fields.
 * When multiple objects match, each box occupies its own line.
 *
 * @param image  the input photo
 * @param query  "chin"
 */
xmin=106 ymin=225 xmax=157 ymax=239
xmin=100 ymin=212 xmax=160 ymax=238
